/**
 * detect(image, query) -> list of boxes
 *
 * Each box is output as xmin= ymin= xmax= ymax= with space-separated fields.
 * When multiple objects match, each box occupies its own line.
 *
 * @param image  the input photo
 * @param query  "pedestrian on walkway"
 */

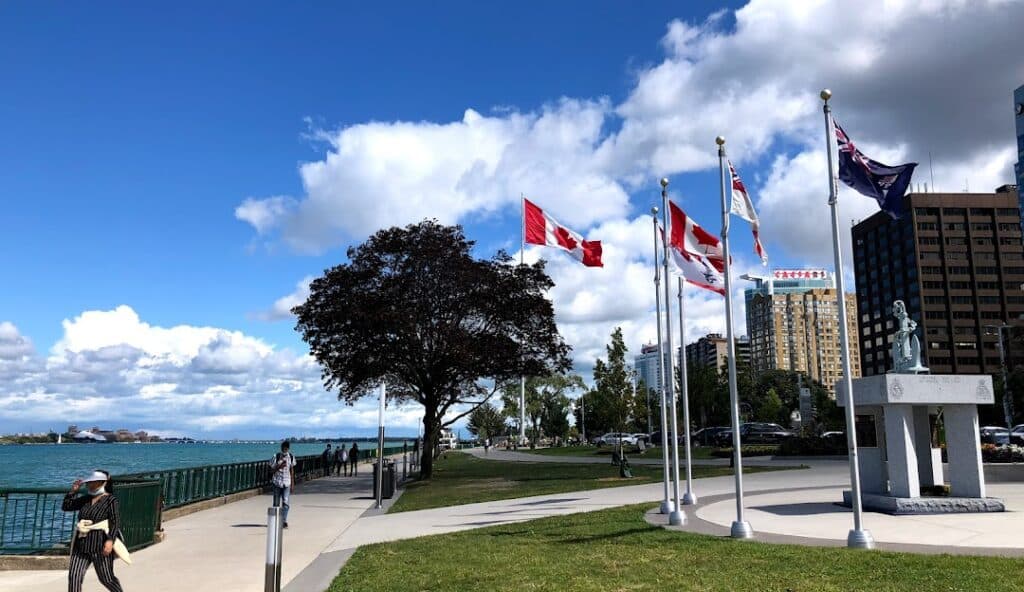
xmin=270 ymin=441 xmax=296 ymax=528
xmin=321 ymin=443 xmax=332 ymax=477
xmin=337 ymin=444 xmax=348 ymax=476
xmin=63 ymin=469 xmax=127 ymax=592
xmin=349 ymin=442 xmax=360 ymax=476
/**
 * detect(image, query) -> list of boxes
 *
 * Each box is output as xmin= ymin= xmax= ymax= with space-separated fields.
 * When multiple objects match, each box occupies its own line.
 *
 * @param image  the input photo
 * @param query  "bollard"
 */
xmin=265 ymin=506 xmax=283 ymax=592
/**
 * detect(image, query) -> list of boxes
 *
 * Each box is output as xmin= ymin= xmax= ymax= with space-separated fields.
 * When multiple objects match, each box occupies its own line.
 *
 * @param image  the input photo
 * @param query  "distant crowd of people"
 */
xmin=320 ymin=442 xmax=361 ymax=477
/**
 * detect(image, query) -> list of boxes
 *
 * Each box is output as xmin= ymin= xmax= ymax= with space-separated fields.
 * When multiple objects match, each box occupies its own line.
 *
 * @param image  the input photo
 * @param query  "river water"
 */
xmin=0 ymin=440 xmax=410 ymax=489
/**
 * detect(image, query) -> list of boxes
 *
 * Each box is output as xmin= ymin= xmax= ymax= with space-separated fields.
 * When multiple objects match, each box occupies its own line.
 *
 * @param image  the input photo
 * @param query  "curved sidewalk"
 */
xmin=466 ymin=447 xmax=802 ymax=467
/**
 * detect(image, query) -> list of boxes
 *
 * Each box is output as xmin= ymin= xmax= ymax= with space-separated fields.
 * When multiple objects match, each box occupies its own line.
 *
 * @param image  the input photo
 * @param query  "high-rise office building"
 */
xmin=1014 ymin=85 xmax=1023 ymax=211
xmin=685 ymin=333 xmax=751 ymax=372
xmin=744 ymin=269 xmax=860 ymax=392
xmin=852 ymin=187 xmax=1024 ymax=376
xmin=634 ymin=343 xmax=671 ymax=395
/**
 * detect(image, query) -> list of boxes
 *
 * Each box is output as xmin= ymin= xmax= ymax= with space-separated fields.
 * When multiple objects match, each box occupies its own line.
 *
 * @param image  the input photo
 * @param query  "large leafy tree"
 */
xmin=467 ymin=402 xmax=507 ymax=441
xmin=294 ymin=220 xmax=571 ymax=478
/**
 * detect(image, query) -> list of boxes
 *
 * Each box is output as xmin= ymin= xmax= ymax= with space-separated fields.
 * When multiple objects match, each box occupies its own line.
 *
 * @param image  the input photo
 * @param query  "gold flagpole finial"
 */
xmin=660 ymin=178 xmax=669 ymax=188
xmin=820 ymin=88 xmax=832 ymax=102
xmin=715 ymin=136 xmax=725 ymax=146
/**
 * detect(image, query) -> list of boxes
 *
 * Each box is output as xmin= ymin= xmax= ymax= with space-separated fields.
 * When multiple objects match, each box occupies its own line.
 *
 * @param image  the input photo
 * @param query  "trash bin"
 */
xmin=373 ymin=460 xmax=397 ymax=499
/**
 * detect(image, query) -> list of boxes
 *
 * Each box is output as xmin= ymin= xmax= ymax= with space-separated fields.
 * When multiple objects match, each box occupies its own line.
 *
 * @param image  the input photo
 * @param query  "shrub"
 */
xmin=981 ymin=444 xmax=1024 ymax=463
xmin=711 ymin=445 xmax=779 ymax=458
xmin=777 ymin=436 xmax=846 ymax=457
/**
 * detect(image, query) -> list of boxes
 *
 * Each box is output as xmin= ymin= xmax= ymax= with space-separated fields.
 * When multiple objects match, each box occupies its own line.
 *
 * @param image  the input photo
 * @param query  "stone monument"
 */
xmin=836 ymin=301 xmax=1004 ymax=514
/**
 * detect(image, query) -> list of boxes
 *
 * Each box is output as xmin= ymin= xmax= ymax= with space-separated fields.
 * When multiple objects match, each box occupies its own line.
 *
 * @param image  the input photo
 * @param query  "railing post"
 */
xmin=265 ymin=505 xmax=283 ymax=592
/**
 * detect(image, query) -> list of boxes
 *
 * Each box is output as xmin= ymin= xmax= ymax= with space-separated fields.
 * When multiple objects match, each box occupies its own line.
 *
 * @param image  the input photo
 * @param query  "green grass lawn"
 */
xmin=531 ymin=445 xmax=716 ymax=460
xmin=333 ymin=504 xmax=1021 ymax=592
xmin=388 ymin=451 xmax=793 ymax=513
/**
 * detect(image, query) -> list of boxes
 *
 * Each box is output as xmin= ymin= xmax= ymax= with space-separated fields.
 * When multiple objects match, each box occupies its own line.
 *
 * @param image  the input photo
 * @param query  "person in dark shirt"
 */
xmin=349 ymin=442 xmax=360 ymax=476
xmin=62 ymin=469 xmax=125 ymax=592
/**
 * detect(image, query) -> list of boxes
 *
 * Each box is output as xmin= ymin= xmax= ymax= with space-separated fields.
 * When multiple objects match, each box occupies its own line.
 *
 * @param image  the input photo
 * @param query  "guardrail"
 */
xmin=1 ymin=445 xmax=410 ymax=555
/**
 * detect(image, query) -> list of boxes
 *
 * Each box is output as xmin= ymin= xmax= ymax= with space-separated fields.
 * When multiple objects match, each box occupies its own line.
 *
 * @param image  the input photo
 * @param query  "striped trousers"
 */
xmin=68 ymin=549 xmax=124 ymax=592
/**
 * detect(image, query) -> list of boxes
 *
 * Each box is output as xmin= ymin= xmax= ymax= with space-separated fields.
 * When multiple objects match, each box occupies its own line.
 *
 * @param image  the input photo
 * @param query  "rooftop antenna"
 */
xmin=924 ymin=182 xmax=928 ymax=193
xmin=965 ymin=178 xmax=970 ymax=193
xmin=928 ymin=151 xmax=935 ymax=191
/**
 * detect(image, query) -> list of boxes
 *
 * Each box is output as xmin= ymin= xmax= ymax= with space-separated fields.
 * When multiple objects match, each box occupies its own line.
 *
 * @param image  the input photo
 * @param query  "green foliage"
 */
xmin=466 ymin=402 xmax=507 ymax=441
xmin=293 ymin=220 xmax=571 ymax=477
xmin=583 ymin=328 xmax=645 ymax=435
xmin=756 ymin=387 xmax=785 ymax=424
xmin=503 ymin=373 xmax=583 ymax=446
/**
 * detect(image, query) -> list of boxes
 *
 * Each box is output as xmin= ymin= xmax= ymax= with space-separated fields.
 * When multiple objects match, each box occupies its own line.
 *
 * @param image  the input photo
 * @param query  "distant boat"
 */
xmin=57 ymin=434 xmax=62 ymax=444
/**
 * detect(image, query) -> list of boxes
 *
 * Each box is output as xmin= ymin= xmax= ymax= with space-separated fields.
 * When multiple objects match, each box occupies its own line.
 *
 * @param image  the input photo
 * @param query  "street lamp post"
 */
xmin=985 ymin=323 xmax=1015 ymax=429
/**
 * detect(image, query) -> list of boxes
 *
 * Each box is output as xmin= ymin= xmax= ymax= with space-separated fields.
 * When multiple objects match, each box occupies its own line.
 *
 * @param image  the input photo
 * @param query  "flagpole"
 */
xmin=660 ymin=179 xmax=684 ymax=526
xmin=677 ymin=276 xmax=697 ymax=505
xmin=821 ymin=89 xmax=874 ymax=550
xmin=519 ymin=194 xmax=527 ymax=447
xmin=717 ymin=136 xmax=752 ymax=539
xmin=651 ymin=207 xmax=674 ymax=515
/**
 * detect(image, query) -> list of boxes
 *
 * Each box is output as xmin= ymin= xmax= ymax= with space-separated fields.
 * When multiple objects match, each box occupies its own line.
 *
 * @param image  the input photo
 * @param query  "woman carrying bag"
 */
xmin=63 ymin=469 xmax=129 ymax=592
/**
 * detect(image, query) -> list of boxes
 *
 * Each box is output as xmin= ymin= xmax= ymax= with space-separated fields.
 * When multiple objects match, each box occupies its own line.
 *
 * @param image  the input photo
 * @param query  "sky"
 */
xmin=1 ymin=0 xmax=1022 ymax=439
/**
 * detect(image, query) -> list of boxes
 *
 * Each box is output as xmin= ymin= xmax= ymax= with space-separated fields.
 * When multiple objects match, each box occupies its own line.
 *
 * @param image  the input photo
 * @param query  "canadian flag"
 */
xmin=728 ymin=160 xmax=768 ymax=265
xmin=523 ymin=198 xmax=603 ymax=267
xmin=666 ymin=201 xmax=725 ymax=296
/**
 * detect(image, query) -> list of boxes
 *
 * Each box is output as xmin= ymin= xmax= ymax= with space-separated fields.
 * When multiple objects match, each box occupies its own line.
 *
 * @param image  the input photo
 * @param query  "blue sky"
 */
xmin=1 ymin=1 xmax=1021 ymax=438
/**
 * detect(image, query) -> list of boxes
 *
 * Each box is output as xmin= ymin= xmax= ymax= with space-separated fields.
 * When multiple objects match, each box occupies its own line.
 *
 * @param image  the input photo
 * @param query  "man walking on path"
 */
xmin=349 ymin=442 xmax=360 ymax=476
xmin=321 ymin=444 xmax=332 ymax=477
xmin=270 ymin=440 xmax=295 ymax=529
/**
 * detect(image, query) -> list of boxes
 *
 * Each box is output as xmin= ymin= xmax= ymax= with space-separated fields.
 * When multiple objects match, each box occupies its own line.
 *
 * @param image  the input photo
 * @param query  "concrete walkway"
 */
xmin=468 ymin=447 xmax=798 ymax=466
xmin=0 ymin=473 xmax=378 ymax=592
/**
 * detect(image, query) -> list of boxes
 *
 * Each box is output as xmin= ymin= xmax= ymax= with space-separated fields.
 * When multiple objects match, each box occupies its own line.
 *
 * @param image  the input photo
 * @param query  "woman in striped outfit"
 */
xmin=62 ymin=470 xmax=125 ymax=592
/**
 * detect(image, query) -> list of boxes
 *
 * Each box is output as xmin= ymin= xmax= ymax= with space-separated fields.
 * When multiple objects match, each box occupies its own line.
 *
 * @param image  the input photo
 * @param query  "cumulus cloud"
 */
xmin=0 ymin=310 xmax=437 ymax=437
xmin=257 ymin=276 xmax=313 ymax=321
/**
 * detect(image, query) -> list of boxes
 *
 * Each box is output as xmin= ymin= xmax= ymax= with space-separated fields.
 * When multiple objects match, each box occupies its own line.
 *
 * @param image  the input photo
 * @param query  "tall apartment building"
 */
xmin=744 ymin=269 xmax=860 ymax=392
xmin=634 ymin=343 xmax=671 ymax=396
xmin=685 ymin=333 xmax=751 ymax=372
xmin=853 ymin=186 xmax=1024 ymax=376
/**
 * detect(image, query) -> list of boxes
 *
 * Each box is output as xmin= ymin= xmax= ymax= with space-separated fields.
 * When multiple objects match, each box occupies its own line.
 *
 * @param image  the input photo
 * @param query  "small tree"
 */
xmin=588 ymin=328 xmax=639 ymax=436
xmin=467 ymin=402 xmax=507 ymax=442
xmin=502 ymin=373 xmax=583 ymax=447
xmin=757 ymin=387 xmax=785 ymax=425
xmin=294 ymin=220 xmax=570 ymax=478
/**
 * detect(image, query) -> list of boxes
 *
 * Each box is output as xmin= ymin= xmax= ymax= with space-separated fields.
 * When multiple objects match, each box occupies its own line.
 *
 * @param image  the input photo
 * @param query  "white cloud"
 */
xmin=0 ymin=310 xmax=432 ymax=437
xmin=258 ymin=276 xmax=313 ymax=321
xmin=235 ymin=196 xmax=296 ymax=235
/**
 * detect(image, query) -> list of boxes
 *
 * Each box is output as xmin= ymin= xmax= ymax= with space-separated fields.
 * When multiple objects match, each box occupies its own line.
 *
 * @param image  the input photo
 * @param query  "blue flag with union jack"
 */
xmin=834 ymin=119 xmax=917 ymax=219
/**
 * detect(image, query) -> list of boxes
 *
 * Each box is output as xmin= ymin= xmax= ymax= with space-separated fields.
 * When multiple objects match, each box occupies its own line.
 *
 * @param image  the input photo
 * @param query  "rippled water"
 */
xmin=0 ymin=441 xmax=407 ymax=489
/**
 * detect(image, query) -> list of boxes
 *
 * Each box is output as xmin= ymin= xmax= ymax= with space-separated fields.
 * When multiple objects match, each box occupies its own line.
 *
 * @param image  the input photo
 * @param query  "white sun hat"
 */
xmin=81 ymin=470 xmax=109 ymax=483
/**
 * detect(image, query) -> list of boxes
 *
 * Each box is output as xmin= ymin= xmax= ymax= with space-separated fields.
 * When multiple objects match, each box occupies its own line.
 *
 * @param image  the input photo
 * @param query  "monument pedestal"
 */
xmin=837 ymin=373 xmax=1003 ymax=514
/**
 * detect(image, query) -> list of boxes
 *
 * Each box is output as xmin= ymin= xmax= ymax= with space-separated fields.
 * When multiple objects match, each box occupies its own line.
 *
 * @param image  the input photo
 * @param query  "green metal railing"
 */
xmin=0 ymin=445 xmax=409 ymax=555
xmin=0 ymin=480 xmax=161 ymax=555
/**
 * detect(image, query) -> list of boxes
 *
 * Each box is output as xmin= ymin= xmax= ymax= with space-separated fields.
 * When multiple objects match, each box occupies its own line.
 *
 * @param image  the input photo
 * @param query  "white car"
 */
xmin=599 ymin=432 xmax=638 ymax=446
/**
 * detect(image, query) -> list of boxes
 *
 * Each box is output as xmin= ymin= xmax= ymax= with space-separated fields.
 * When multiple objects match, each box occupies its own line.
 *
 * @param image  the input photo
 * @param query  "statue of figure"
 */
xmin=890 ymin=300 xmax=929 ymax=374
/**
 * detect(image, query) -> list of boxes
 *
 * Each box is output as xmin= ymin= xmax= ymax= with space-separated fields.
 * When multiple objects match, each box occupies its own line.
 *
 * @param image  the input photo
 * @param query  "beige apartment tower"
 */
xmin=745 ymin=270 xmax=861 ymax=393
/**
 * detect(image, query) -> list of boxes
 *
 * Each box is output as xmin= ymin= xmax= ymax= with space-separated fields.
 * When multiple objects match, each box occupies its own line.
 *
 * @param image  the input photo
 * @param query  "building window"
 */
xmin=972 ymin=223 xmax=992 ymax=231
xmin=917 ymin=222 xmax=938 ymax=231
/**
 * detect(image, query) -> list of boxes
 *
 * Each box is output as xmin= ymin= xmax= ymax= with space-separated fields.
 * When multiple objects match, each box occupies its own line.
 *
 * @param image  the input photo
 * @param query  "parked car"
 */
xmin=649 ymin=430 xmax=686 ymax=446
xmin=632 ymin=433 xmax=651 ymax=446
xmin=691 ymin=426 xmax=729 ymax=446
xmin=716 ymin=423 xmax=796 ymax=446
xmin=1011 ymin=425 xmax=1024 ymax=447
xmin=598 ymin=432 xmax=638 ymax=447
xmin=980 ymin=426 xmax=1010 ymax=445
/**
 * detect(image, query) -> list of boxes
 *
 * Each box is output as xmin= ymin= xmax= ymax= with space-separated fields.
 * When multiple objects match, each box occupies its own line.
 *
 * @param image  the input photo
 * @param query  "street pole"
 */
xmin=520 ymin=194 xmax=527 ymax=446
xmin=677 ymin=276 xmax=697 ymax=505
xmin=821 ymin=89 xmax=874 ymax=549
xmin=581 ymin=395 xmax=586 ymax=444
xmin=376 ymin=382 xmax=386 ymax=509
xmin=651 ymin=207 xmax=674 ymax=515
xmin=660 ymin=178 xmax=685 ymax=526
xmin=717 ymin=137 xmax=751 ymax=539
xmin=987 ymin=324 xmax=1014 ymax=429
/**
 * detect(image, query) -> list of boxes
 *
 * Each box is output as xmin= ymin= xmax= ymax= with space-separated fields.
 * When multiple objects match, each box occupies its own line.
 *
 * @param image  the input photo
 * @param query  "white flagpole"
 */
xmin=520 ymin=194 xmax=527 ymax=447
xmin=376 ymin=381 xmax=386 ymax=509
xmin=717 ymin=136 xmax=752 ymax=538
xmin=821 ymin=89 xmax=874 ymax=549
xmin=677 ymin=276 xmax=697 ymax=505
xmin=651 ymin=207 xmax=674 ymax=515
xmin=659 ymin=179 xmax=684 ymax=526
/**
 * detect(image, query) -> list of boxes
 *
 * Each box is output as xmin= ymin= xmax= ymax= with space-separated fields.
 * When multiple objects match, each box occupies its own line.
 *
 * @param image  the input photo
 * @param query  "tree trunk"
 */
xmin=420 ymin=404 xmax=440 ymax=479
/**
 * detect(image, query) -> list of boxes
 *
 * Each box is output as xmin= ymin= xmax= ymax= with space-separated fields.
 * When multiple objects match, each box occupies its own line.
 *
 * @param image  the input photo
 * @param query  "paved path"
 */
xmin=0 ymin=473 xmax=378 ymax=592
xmin=468 ymin=447 xmax=800 ymax=466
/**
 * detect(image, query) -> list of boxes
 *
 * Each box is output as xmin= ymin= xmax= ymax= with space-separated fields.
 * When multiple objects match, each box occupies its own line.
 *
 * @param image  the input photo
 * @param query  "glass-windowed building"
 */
xmin=1015 ymin=84 xmax=1023 ymax=213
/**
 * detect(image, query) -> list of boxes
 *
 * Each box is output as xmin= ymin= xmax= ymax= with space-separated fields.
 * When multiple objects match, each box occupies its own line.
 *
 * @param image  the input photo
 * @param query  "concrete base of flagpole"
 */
xmin=682 ymin=491 xmax=698 ymax=505
xmin=847 ymin=529 xmax=875 ymax=549
xmin=659 ymin=500 xmax=675 ymax=514
xmin=668 ymin=510 xmax=686 ymax=526
xmin=730 ymin=520 xmax=753 ymax=539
